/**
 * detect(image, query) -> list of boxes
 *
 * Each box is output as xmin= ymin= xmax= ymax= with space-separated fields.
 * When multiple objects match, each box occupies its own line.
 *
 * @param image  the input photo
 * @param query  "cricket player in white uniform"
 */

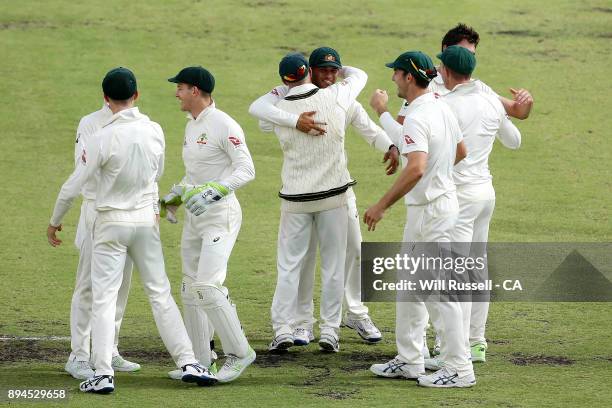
xmin=161 ymin=66 xmax=256 ymax=383
xmin=48 ymin=109 xmax=141 ymax=378
xmin=429 ymin=46 xmax=521 ymax=367
xmin=258 ymin=53 xmax=367 ymax=352
xmin=248 ymin=47 xmax=399 ymax=345
xmin=49 ymin=68 xmax=218 ymax=393
xmin=364 ymin=51 xmax=476 ymax=388
xmin=390 ymin=24 xmax=533 ymax=129
xmin=374 ymin=24 xmax=532 ymax=360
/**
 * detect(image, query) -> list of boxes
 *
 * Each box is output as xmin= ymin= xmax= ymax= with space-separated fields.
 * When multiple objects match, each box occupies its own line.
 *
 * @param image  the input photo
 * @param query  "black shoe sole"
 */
xmin=182 ymin=374 xmax=217 ymax=386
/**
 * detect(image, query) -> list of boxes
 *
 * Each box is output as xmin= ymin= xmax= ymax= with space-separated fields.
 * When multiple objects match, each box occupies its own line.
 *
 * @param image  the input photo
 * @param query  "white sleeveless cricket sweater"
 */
xmin=275 ymin=87 xmax=354 ymax=213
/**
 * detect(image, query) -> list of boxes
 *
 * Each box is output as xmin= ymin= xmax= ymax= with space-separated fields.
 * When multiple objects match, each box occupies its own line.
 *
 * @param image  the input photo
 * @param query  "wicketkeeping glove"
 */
xmin=159 ymin=184 xmax=185 ymax=223
xmin=183 ymin=182 xmax=230 ymax=216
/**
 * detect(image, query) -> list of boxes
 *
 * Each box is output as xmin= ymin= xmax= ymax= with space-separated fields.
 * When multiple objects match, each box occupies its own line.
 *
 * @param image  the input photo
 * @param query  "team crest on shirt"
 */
xmin=196 ymin=133 xmax=208 ymax=145
xmin=404 ymin=135 xmax=415 ymax=145
xmin=270 ymin=88 xmax=279 ymax=96
xmin=228 ymin=136 xmax=242 ymax=147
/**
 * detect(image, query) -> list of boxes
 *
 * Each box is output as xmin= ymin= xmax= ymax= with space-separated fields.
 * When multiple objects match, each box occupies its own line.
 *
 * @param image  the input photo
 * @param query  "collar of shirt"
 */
xmin=449 ymin=79 xmax=478 ymax=94
xmin=187 ymin=101 xmax=216 ymax=122
xmin=285 ymin=83 xmax=318 ymax=98
xmin=102 ymin=107 xmax=143 ymax=128
xmin=433 ymin=73 xmax=444 ymax=86
xmin=404 ymin=92 xmax=435 ymax=116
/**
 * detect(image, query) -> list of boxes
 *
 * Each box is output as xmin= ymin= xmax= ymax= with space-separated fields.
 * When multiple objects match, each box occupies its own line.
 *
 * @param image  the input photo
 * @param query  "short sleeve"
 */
xmin=400 ymin=118 xmax=429 ymax=155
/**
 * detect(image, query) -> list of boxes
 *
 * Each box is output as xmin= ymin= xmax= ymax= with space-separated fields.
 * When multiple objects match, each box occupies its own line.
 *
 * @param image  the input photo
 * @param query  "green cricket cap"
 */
xmin=437 ymin=45 xmax=476 ymax=75
xmin=309 ymin=47 xmax=342 ymax=69
xmin=168 ymin=66 xmax=215 ymax=93
xmin=279 ymin=53 xmax=309 ymax=82
xmin=385 ymin=51 xmax=437 ymax=82
xmin=102 ymin=67 xmax=137 ymax=100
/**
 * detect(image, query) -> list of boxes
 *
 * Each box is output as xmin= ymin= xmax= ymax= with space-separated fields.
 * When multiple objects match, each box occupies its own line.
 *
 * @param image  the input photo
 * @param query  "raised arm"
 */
xmin=370 ymin=89 xmax=403 ymax=145
xmin=248 ymin=86 xmax=296 ymax=130
xmin=496 ymin=116 xmax=522 ymax=149
xmin=334 ymin=66 xmax=368 ymax=110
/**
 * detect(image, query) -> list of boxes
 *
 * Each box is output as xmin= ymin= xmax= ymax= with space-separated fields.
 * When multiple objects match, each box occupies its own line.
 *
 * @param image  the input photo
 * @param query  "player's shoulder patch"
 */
xmin=403 ymin=135 xmax=415 ymax=145
xmin=270 ymin=88 xmax=280 ymax=96
xmin=228 ymin=135 xmax=243 ymax=147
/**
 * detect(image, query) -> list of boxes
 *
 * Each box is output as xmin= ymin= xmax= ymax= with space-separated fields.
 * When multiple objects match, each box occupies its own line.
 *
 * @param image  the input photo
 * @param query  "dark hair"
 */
xmin=441 ymin=23 xmax=480 ymax=51
xmin=398 ymin=69 xmax=432 ymax=89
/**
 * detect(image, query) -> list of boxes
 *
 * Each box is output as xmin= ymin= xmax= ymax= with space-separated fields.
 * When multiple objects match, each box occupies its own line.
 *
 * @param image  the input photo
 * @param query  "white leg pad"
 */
xmin=191 ymin=283 xmax=249 ymax=358
xmin=181 ymin=276 xmax=212 ymax=367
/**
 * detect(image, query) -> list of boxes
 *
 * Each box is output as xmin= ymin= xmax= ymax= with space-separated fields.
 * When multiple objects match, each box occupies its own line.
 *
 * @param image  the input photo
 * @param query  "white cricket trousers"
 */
xmin=180 ymin=194 xmax=250 ymax=360
xmin=294 ymin=195 xmax=368 ymax=329
xmin=70 ymin=199 xmax=132 ymax=361
xmin=452 ymin=182 xmax=495 ymax=346
xmin=272 ymin=205 xmax=348 ymax=336
xmin=395 ymin=192 xmax=473 ymax=377
xmin=91 ymin=208 xmax=196 ymax=376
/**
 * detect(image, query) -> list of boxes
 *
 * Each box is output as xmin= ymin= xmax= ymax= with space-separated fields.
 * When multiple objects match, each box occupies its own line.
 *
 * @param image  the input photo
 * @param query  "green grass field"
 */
xmin=1 ymin=0 xmax=611 ymax=406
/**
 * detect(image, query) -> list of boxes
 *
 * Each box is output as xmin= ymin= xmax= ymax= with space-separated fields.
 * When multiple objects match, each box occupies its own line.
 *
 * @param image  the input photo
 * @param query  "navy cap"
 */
xmin=168 ymin=66 xmax=215 ymax=93
xmin=385 ymin=51 xmax=437 ymax=82
xmin=279 ymin=53 xmax=309 ymax=82
xmin=309 ymin=47 xmax=342 ymax=69
xmin=102 ymin=67 xmax=137 ymax=100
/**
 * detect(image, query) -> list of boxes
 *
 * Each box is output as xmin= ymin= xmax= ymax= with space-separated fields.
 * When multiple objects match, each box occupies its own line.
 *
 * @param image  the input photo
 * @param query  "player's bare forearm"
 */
xmin=364 ymin=154 xmax=425 ymax=231
xmin=377 ymin=160 xmax=423 ymax=210
xmin=500 ymin=89 xmax=533 ymax=120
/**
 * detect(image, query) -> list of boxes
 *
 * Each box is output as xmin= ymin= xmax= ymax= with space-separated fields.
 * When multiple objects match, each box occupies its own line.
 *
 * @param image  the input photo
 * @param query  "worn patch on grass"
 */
xmin=492 ymin=30 xmax=542 ymax=37
xmin=0 ymin=21 xmax=57 ymax=30
xmin=592 ymin=7 xmax=612 ymax=13
xmin=253 ymin=351 xmax=297 ymax=368
xmin=313 ymin=389 xmax=358 ymax=400
xmin=247 ymin=1 xmax=288 ymax=7
xmin=274 ymin=46 xmax=309 ymax=55
xmin=489 ymin=338 xmax=511 ymax=345
xmin=301 ymin=365 xmax=331 ymax=386
xmin=0 ymin=340 xmax=65 ymax=364
xmin=510 ymin=353 xmax=575 ymax=366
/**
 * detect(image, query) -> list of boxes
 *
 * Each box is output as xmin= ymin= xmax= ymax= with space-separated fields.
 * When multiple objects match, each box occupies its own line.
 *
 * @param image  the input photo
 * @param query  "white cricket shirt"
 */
xmin=400 ymin=92 xmax=463 ymax=206
xmin=182 ymin=102 xmax=255 ymax=191
xmin=442 ymin=81 xmax=521 ymax=187
xmin=87 ymin=107 xmax=165 ymax=213
xmin=49 ymin=104 xmax=113 ymax=226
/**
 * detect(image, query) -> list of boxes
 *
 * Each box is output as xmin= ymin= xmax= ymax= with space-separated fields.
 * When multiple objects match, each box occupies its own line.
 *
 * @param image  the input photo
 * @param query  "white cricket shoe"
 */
xmin=181 ymin=363 xmax=217 ymax=386
xmin=169 ymin=361 xmax=218 ymax=380
xmin=424 ymin=357 xmax=444 ymax=371
xmin=111 ymin=355 xmax=141 ymax=372
xmin=318 ymin=332 xmax=340 ymax=353
xmin=370 ymin=358 xmax=424 ymax=379
xmin=343 ymin=316 xmax=382 ymax=343
xmin=417 ymin=367 xmax=476 ymax=388
xmin=168 ymin=369 xmax=182 ymax=380
xmin=293 ymin=328 xmax=315 ymax=346
xmin=217 ymin=347 xmax=256 ymax=383
xmin=65 ymin=357 xmax=94 ymax=380
xmin=268 ymin=333 xmax=294 ymax=352
xmin=79 ymin=375 xmax=114 ymax=394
